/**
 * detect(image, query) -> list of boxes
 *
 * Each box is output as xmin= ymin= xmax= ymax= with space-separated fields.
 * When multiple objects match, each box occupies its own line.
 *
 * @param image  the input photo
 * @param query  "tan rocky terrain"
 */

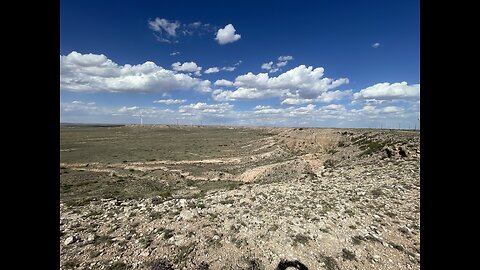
xmin=60 ymin=125 xmax=420 ymax=270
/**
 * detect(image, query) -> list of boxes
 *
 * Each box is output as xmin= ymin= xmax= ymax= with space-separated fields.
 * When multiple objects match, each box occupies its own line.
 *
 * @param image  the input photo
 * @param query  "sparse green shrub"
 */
xmin=162 ymin=228 xmax=175 ymax=239
xmin=344 ymin=209 xmax=355 ymax=217
xmin=269 ymin=224 xmax=279 ymax=231
xmin=327 ymin=148 xmax=338 ymax=154
xmin=292 ymin=234 xmax=310 ymax=247
xmin=323 ymin=256 xmax=340 ymax=270
xmin=174 ymin=244 xmax=195 ymax=264
xmin=342 ymin=248 xmax=356 ymax=261
xmin=324 ymin=159 xmax=336 ymax=168
xmin=371 ymin=188 xmax=384 ymax=197
xmin=351 ymin=235 xmax=363 ymax=245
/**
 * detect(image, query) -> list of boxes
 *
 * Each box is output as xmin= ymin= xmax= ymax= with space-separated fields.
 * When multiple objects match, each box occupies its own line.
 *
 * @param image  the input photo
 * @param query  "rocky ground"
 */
xmin=60 ymin=126 xmax=420 ymax=270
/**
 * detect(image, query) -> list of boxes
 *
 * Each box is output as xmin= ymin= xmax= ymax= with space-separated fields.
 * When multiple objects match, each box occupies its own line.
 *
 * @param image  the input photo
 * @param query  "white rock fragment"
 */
xmin=140 ymin=249 xmax=150 ymax=257
xmin=64 ymin=236 xmax=75 ymax=245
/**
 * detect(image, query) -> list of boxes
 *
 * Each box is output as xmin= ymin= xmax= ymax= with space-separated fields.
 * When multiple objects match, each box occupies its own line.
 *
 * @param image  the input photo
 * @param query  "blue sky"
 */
xmin=60 ymin=0 xmax=420 ymax=128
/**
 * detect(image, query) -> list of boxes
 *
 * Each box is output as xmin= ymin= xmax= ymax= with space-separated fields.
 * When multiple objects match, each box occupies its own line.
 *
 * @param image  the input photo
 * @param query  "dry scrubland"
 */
xmin=60 ymin=125 xmax=420 ymax=270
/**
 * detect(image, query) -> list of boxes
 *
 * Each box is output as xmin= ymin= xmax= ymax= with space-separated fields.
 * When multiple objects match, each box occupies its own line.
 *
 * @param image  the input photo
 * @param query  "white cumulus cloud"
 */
xmin=350 ymin=105 xmax=405 ymax=118
xmin=269 ymin=67 xmax=280 ymax=73
xmin=261 ymin=56 xmax=294 ymax=73
xmin=372 ymin=42 xmax=381 ymax=48
xmin=171 ymin=61 xmax=202 ymax=76
xmin=316 ymin=90 xmax=352 ymax=102
xmin=205 ymin=66 xmax=236 ymax=74
xmin=214 ymin=79 xmax=234 ymax=87
xmin=60 ymin=51 xmax=212 ymax=93
xmin=205 ymin=67 xmax=220 ymax=74
xmin=261 ymin=61 xmax=274 ymax=70
xmin=253 ymin=108 xmax=285 ymax=114
xmin=353 ymin=82 xmax=420 ymax=102
xmin=213 ymin=65 xmax=349 ymax=101
xmin=322 ymin=104 xmax=345 ymax=111
xmin=253 ymin=104 xmax=316 ymax=115
xmin=215 ymin=24 xmax=241 ymax=45
xmin=179 ymin=102 xmax=234 ymax=114
xmin=280 ymin=98 xmax=313 ymax=105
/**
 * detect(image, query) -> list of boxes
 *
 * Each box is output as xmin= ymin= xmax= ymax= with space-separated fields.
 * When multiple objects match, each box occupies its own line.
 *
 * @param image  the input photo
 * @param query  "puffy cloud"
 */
xmin=350 ymin=105 xmax=405 ymax=118
xmin=222 ymin=66 xmax=236 ymax=71
xmin=212 ymin=87 xmax=280 ymax=101
xmin=372 ymin=42 xmax=381 ymax=48
xmin=205 ymin=67 xmax=220 ymax=74
xmin=213 ymin=65 xmax=349 ymax=101
xmin=214 ymin=79 xmax=234 ymax=87
xmin=153 ymin=99 xmax=187 ymax=105
xmin=148 ymin=18 xmax=217 ymax=43
xmin=261 ymin=56 xmax=294 ymax=73
xmin=242 ymin=103 xmax=411 ymax=126
xmin=254 ymin=105 xmax=272 ymax=110
xmin=321 ymin=104 xmax=345 ymax=111
xmin=118 ymin=106 xmax=139 ymax=113
xmin=60 ymin=51 xmax=212 ymax=93
xmin=179 ymin=102 xmax=233 ymax=114
xmin=293 ymin=104 xmax=316 ymax=113
xmin=148 ymin=18 xmax=180 ymax=37
xmin=353 ymin=82 xmax=420 ymax=101
xmin=170 ymin=51 xmax=180 ymax=56
xmin=61 ymin=100 xmax=418 ymax=128
xmin=205 ymin=66 xmax=236 ymax=74
xmin=61 ymin=101 xmax=184 ymax=124
xmin=316 ymin=90 xmax=352 ymax=102
xmin=253 ymin=104 xmax=316 ymax=115
xmin=215 ymin=24 xmax=241 ymax=45
xmin=253 ymin=108 xmax=285 ymax=114
xmin=278 ymin=56 xmax=294 ymax=61
xmin=61 ymin=101 xmax=99 ymax=113
xmin=281 ymin=98 xmax=313 ymax=105
xmin=113 ymin=105 xmax=177 ymax=117
xmin=261 ymin=61 xmax=274 ymax=70
xmin=269 ymin=67 xmax=280 ymax=73
xmin=381 ymin=106 xmax=403 ymax=113
xmin=171 ymin=61 xmax=202 ymax=76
